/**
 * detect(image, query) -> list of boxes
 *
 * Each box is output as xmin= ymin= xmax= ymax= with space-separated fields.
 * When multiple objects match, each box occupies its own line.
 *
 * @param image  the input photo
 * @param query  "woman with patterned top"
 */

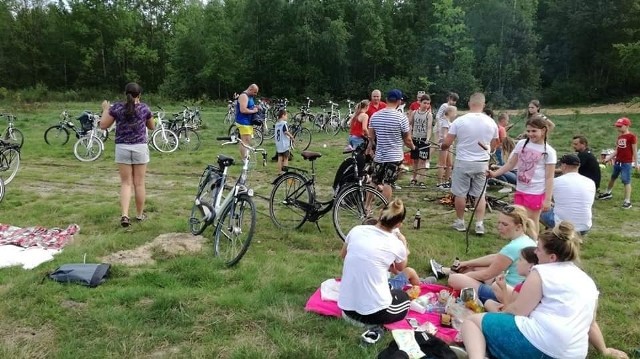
xmin=100 ymin=82 xmax=155 ymax=227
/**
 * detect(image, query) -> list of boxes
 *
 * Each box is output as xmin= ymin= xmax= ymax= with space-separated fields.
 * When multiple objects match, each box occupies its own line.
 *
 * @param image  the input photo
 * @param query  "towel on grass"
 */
xmin=0 ymin=223 xmax=79 ymax=269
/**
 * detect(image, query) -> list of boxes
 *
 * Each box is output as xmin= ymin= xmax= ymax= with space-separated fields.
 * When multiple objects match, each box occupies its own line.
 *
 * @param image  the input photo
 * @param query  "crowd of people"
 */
xmin=98 ymin=82 xmax=632 ymax=358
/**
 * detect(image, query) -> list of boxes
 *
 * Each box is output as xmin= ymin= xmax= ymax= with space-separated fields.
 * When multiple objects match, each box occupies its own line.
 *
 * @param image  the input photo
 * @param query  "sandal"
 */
xmin=121 ymin=216 xmax=130 ymax=227
xmin=410 ymin=179 xmax=417 ymax=186
xmin=136 ymin=213 xmax=147 ymax=221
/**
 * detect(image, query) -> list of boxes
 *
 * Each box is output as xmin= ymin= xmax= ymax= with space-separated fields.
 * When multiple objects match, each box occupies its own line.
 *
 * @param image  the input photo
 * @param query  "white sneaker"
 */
xmin=475 ymin=223 xmax=485 ymax=235
xmin=452 ymin=220 xmax=466 ymax=232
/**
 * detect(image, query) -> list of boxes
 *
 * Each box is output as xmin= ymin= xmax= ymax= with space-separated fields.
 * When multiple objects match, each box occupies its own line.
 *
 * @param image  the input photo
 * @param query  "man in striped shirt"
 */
xmin=368 ymin=89 xmax=416 ymax=200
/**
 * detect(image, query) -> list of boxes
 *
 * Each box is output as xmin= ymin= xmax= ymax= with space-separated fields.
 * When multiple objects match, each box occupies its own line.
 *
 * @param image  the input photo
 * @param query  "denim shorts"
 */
xmin=611 ymin=162 xmax=632 ymax=185
xmin=478 ymin=283 xmax=498 ymax=303
xmin=482 ymin=313 xmax=552 ymax=359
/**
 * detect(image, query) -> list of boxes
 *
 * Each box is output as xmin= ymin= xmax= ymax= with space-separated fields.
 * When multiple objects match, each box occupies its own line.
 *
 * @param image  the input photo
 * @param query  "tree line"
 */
xmin=1 ymin=0 xmax=639 ymax=106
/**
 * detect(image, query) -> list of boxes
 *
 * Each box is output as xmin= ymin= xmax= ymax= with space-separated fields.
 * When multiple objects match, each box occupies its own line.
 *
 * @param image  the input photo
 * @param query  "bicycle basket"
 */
xmin=77 ymin=112 xmax=94 ymax=131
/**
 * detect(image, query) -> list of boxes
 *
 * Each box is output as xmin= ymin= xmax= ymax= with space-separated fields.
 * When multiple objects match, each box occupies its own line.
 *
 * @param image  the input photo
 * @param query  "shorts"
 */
xmin=388 ymin=272 xmax=409 ymax=291
xmin=477 ymin=283 xmax=498 ymax=303
xmin=482 ymin=313 xmax=552 ymax=359
xmin=514 ymin=191 xmax=545 ymax=211
xmin=236 ymin=124 xmax=254 ymax=136
xmin=372 ymin=161 xmax=402 ymax=185
xmin=115 ymin=143 xmax=149 ymax=165
xmin=348 ymin=135 xmax=365 ymax=150
xmin=611 ymin=162 xmax=632 ymax=185
xmin=277 ymin=150 xmax=290 ymax=158
xmin=342 ymin=289 xmax=410 ymax=325
xmin=410 ymin=139 xmax=430 ymax=160
xmin=451 ymin=160 xmax=489 ymax=197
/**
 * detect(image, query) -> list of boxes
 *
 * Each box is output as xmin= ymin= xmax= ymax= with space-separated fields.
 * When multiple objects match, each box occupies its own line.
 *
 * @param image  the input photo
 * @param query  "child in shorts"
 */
xmin=597 ymin=117 xmax=637 ymax=209
xmin=436 ymin=106 xmax=457 ymax=189
xmin=274 ymin=109 xmax=294 ymax=173
xmin=495 ymin=113 xmax=509 ymax=165
xmin=489 ymin=115 xmax=557 ymax=235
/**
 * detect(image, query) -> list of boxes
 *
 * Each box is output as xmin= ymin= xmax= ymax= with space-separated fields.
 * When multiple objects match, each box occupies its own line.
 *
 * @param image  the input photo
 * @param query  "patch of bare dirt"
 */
xmin=60 ymin=300 xmax=88 ymax=310
xmin=101 ymin=233 xmax=206 ymax=266
xmin=0 ymin=324 xmax=56 ymax=358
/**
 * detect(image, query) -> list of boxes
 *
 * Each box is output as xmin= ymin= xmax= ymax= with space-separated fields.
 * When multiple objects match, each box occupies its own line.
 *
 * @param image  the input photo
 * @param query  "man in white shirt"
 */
xmin=541 ymin=154 xmax=595 ymax=235
xmin=441 ymin=92 xmax=498 ymax=234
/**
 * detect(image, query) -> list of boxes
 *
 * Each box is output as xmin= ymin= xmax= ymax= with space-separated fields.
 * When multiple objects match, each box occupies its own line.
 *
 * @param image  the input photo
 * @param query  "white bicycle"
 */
xmin=73 ymin=116 xmax=105 ymax=162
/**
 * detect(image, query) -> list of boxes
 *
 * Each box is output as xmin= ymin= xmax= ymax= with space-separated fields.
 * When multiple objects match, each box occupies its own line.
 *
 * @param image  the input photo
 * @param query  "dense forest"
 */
xmin=1 ymin=0 xmax=640 ymax=106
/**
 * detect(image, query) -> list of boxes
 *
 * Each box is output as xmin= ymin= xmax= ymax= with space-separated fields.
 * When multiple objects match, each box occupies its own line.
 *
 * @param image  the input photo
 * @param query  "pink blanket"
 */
xmin=0 ymin=223 xmax=78 ymax=249
xmin=305 ymin=282 xmax=459 ymax=343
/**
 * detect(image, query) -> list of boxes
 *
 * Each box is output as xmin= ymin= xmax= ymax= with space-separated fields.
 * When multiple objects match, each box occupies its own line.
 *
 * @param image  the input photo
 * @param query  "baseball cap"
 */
xmin=386 ymin=89 xmax=403 ymax=102
xmin=615 ymin=117 xmax=631 ymax=127
xmin=560 ymin=153 xmax=581 ymax=166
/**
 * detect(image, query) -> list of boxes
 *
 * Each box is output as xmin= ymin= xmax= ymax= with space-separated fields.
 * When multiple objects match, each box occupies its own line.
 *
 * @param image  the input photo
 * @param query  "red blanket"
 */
xmin=0 ymin=223 xmax=79 ymax=249
xmin=304 ymin=282 xmax=459 ymax=343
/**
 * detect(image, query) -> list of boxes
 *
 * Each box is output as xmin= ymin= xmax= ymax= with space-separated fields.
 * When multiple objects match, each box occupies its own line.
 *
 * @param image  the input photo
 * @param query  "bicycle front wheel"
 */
xmin=73 ymin=135 xmax=103 ymax=162
xmin=4 ymin=128 xmax=24 ymax=148
xmin=0 ymin=148 xmax=20 ymax=185
xmin=294 ymin=127 xmax=312 ymax=151
xmin=152 ymin=129 xmax=179 ymax=153
xmin=44 ymin=125 xmax=70 ymax=145
xmin=214 ymin=194 xmax=256 ymax=267
xmin=176 ymin=128 xmax=201 ymax=151
xmin=0 ymin=177 xmax=4 ymax=203
xmin=333 ymin=185 xmax=388 ymax=241
xmin=269 ymin=173 xmax=311 ymax=229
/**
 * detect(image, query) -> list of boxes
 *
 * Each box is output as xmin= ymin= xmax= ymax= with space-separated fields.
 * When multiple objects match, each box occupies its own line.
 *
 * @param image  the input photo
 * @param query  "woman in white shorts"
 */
xmin=100 ymin=82 xmax=155 ymax=227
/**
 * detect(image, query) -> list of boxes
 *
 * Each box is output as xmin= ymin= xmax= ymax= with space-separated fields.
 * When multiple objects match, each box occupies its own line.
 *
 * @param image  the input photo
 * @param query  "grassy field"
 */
xmin=0 ymin=102 xmax=638 ymax=358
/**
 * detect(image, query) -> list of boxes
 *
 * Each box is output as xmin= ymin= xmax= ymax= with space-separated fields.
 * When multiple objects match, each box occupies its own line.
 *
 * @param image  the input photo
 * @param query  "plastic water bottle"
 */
xmin=413 ymin=209 xmax=421 ymax=230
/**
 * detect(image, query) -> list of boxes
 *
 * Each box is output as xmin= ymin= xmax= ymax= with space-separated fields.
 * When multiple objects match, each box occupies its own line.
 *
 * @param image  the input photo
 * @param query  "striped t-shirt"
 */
xmin=369 ymin=109 xmax=410 ymax=163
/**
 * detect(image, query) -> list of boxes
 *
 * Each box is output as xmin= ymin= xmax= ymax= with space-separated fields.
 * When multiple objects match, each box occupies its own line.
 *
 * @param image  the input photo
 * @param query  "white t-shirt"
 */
xmin=274 ymin=121 xmax=291 ymax=153
xmin=553 ymin=172 xmax=595 ymax=232
xmin=337 ymin=225 xmax=407 ymax=315
xmin=513 ymin=139 xmax=557 ymax=194
xmin=370 ymin=109 xmax=410 ymax=163
xmin=437 ymin=118 xmax=450 ymax=143
xmin=515 ymin=262 xmax=598 ymax=359
xmin=448 ymin=112 xmax=498 ymax=161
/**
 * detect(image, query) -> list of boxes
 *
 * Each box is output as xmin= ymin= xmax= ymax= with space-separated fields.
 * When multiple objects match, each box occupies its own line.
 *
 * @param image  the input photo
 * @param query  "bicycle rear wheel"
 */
xmin=189 ymin=179 xmax=218 ymax=235
xmin=73 ymin=135 xmax=103 ymax=162
xmin=152 ymin=128 xmax=179 ymax=153
xmin=214 ymin=194 xmax=256 ymax=267
xmin=269 ymin=173 xmax=311 ymax=229
xmin=0 ymin=177 xmax=4 ymax=203
xmin=44 ymin=125 xmax=70 ymax=145
xmin=294 ymin=127 xmax=312 ymax=151
xmin=0 ymin=148 xmax=20 ymax=185
xmin=176 ymin=128 xmax=201 ymax=151
xmin=333 ymin=185 xmax=388 ymax=241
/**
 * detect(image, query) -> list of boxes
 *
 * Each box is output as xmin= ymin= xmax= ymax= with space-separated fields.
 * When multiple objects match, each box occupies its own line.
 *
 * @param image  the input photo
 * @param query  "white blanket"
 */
xmin=0 ymin=245 xmax=61 ymax=269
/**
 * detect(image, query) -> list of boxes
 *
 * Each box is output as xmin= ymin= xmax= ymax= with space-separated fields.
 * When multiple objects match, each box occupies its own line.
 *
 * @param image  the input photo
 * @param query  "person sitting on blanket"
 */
xmin=338 ymin=199 xmax=411 ymax=344
xmin=483 ymin=247 xmax=629 ymax=359
xmin=460 ymin=222 xmax=600 ymax=359
xmin=429 ymin=205 xmax=537 ymax=303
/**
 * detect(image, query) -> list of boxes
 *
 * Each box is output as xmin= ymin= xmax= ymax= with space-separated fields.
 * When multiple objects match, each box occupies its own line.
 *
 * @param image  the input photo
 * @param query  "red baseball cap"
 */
xmin=615 ymin=117 xmax=631 ymax=127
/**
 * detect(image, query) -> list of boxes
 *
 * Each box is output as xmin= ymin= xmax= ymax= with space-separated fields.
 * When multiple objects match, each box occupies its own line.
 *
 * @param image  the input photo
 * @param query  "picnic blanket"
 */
xmin=305 ymin=280 xmax=459 ymax=343
xmin=0 ymin=223 xmax=79 ymax=269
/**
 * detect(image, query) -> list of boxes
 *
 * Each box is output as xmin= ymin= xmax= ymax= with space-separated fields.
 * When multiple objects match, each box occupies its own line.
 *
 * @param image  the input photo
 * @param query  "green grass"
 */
xmin=0 ymin=103 xmax=639 ymax=358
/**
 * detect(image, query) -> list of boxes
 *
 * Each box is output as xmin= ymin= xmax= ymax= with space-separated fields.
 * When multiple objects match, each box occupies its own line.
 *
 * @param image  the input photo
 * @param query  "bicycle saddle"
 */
xmin=217 ymin=155 xmax=235 ymax=167
xmin=301 ymin=151 xmax=322 ymax=161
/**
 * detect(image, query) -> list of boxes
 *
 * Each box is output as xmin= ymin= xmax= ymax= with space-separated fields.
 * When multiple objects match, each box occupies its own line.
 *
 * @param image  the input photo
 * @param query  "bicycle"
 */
xmin=189 ymin=136 xmax=267 ymax=266
xmin=268 ymin=143 xmax=387 ymax=241
xmin=292 ymin=97 xmax=316 ymax=124
xmin=0 ymin=177 xmax=4 ymax=203
xmin=226 ymin=99 xmax=270 ymax=147
xmin=0 ymin=139 xmax=20 ymax=185
xmin=73 ymin=117 xmax=105 ymax=162
xmin=44 ymin=110 xmax=94 ymax=146
xmin=287 ymin=115 xmax=313 ymax=151
xmin=0 ymin=113 xmax=24 ymax=149
xmin=313 ymin=101 xmax=341 ymax=134
xmin=167 ymin=112 xmax=201 ymax=151
xmin=223 ymin=100 xmax=236 ymax=125
xmin=148 ymin=108 xmax=179 ymax=153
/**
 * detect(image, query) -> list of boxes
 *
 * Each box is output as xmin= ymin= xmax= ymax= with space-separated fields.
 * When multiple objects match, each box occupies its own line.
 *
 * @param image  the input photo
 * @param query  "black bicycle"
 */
xmin=268 ymin=142 xmax=387 ymax=241
xmin=0 ymin=139 xmax=20 ymax=185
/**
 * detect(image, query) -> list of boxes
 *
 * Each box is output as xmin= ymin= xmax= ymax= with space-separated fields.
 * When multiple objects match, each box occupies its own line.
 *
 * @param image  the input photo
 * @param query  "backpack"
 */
xmin=48 ymin=263 xmax=111 ymax=287
xmin=377 ymin=331 xmax=457 ymax=359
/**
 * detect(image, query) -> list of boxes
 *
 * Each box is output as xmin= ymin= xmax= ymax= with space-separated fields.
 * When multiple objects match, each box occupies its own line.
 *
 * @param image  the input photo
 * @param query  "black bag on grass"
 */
xmin=377 ymin=331 xmax=457 ymax=359
xmin=48 ymin=263 xmax=111 ymax=287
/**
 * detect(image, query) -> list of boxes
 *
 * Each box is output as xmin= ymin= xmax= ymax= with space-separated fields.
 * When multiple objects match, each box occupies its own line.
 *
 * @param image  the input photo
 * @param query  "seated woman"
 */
xmin=429 ymin=205 xmax=537 ymax=303
xmin=338 ymin=199 xmax=410 ymax=344
xmin=461 ymin=221 xmax=599 ymax=359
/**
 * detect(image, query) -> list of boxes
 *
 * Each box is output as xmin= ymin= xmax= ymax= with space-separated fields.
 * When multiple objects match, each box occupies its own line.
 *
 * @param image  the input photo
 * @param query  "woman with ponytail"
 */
xmin=338 ymin=199 xmax=410 ymax=343
xmin=100 ymin=83 xmax=155 ymax=227
xmin=462 ymin=221 xmax=601 ymax=359
xmin=430 ymin=205 xmax=537 ymax=303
